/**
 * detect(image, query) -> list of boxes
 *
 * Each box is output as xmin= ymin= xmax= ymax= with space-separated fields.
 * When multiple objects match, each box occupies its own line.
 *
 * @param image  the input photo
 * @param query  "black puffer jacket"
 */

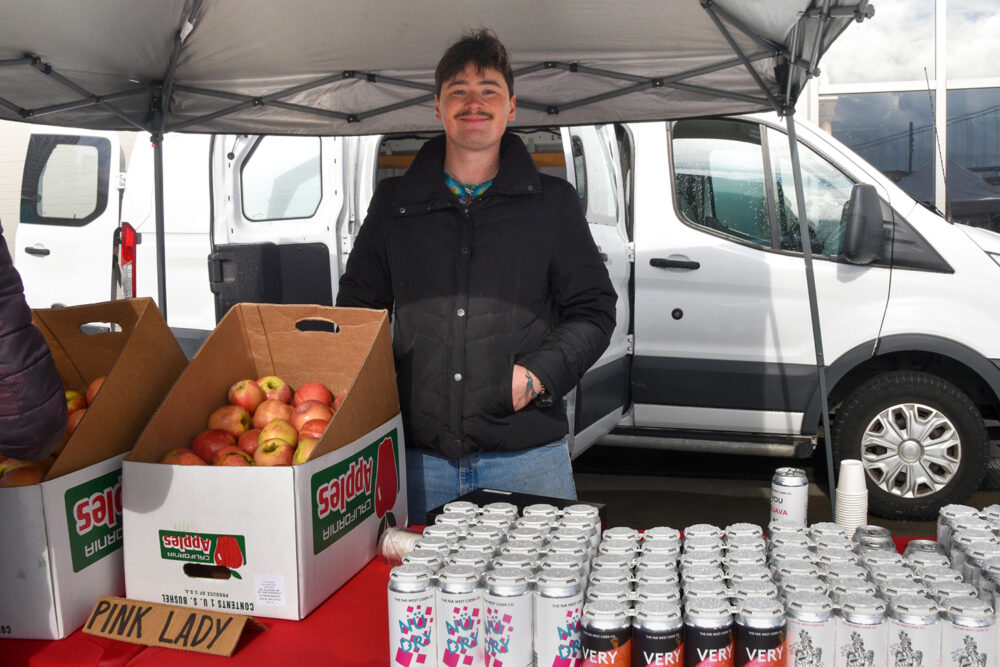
xmin=0 ymin=220 xmax=66 ymax=461
xmin=337 ymin=133 xmax=616 ymax=458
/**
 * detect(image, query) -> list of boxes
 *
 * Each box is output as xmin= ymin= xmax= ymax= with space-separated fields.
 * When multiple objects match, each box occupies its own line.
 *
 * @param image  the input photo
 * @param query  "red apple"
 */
xmin=252 ymin=399 xmax=294 ymax=429
xmin=0 ymin=464 xmax=45 ymax=487
xmin=258 ymin=418 xmax=297 ymax=447
xmin=228 ymin=379 xmax=266 ymax=413
xmin=298 ymin=419 xmax=328 ymax=441
xmin=86 ymin=376 xmax=106 ymax=405
xmin=290 ymin=400 xmax=334 ymax=431
xmin=293 ymin=437 xmax=320 ymax=464
xmin=256 ymin=376 xmax=293 ymax=404
xmin=161 ymin=447 xmax=208 ymax=465
xmin=192 ymin=429 xmax=236 ymax=463
xmin=208 ymin=405 xmax=250 ymax=438
xmin=66 ymin=390 xmax=87 ymax=414
xmin=333 ymin=388 xmax=348 ymax=411
xmin=237 ymin=428 xmax=261 ymax=455
xmin=293 ymin=381 xmax=332 ymax=407
xmin=0 ymin=456 xmax=7 ymax=477
xmin=254 ymin=439 xmax=295 ymax=466
xmin=217 ymin=449 xmax=254 ymax=466
xmin=66 ymin=408 xmax=87 ymax=434
xmin=212 ymin=445 xmax=253 ymax=466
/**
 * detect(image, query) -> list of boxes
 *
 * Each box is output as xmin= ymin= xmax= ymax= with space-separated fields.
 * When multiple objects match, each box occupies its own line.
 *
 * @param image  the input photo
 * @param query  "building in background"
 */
xmin=807 ymin=0 xmax=1000 ymax=231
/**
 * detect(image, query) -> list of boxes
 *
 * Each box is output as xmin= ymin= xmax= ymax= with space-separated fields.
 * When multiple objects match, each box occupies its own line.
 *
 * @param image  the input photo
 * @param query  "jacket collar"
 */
xmin=392 ymin=132 xmax=542 ymax=208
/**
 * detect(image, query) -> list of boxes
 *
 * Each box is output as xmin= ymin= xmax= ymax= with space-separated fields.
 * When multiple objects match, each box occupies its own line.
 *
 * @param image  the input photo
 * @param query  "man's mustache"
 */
xmin=455 ymin=110 xmax=494 ymax=119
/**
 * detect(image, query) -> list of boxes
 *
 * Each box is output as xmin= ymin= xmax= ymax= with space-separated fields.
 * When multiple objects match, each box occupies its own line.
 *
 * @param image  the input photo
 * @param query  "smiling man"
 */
xmin=336 ymin=29 xmax=616 ymax=522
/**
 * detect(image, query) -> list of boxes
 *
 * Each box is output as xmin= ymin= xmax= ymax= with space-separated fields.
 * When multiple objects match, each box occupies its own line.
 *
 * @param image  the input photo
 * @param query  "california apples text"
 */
xmin=316 ymin=454 xmax=374 ymax=518
xmin=74 ymin=479 xmax=122 ymax=535
xmin=162 ymin=534 xmax=212 ymax=555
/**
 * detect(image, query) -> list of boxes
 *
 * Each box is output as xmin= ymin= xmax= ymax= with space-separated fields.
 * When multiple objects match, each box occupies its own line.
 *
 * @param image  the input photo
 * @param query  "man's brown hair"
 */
xmin=435 ymin=29 xmax=514 ymax=97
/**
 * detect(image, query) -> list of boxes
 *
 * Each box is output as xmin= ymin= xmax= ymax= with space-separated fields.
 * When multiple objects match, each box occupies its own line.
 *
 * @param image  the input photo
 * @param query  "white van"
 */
xmin=15 ymin=116 xmax=1000 ymax=519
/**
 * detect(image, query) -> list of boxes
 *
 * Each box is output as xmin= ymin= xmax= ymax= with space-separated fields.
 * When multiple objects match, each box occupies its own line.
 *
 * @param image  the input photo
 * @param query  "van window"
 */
xmin=20 ymin=135 xmax=111 ymax=226
xmin=672 ymin=119 xmax=771 ymax=248
xmin=241 ymin=136 xmax=321 ymax=221
xmin=573 ymin=126 xmax=620 ymax=227
xmin=767 ymin=127 xmax=857 ymax=256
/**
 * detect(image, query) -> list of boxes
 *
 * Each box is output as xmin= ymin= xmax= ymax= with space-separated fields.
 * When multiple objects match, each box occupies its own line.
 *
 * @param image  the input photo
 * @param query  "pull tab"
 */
xmin=295 ymin=318 xmax=339 ymax=334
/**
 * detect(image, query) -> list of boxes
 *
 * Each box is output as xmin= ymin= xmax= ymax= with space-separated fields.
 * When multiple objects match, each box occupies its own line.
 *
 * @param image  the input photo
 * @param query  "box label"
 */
xmin=159 ymin=531 xmax=248 ymax=579
xmin=65 ymin=469 xmax=124 ymax=572
xmin=311 ymin=428 xmax=400 ymax=554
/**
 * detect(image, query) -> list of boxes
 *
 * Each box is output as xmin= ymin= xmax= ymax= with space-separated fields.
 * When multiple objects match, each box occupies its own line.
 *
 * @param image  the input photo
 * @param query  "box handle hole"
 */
xmin=295 ymin=319 xmax=339 ymax=334
xmin=79 ymin=321 xmax=123 ymax=335
xmin=182 ymin=563 xmax=232 ymax=580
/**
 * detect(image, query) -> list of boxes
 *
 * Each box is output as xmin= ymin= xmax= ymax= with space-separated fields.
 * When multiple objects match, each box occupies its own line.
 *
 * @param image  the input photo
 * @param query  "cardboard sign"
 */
xmin=83 ymin=596 xmax=265 ymax=656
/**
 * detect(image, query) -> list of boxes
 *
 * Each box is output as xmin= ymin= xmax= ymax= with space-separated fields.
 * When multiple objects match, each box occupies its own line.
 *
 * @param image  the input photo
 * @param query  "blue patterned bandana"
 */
xmin=444 ymin=171 xmax=493 ymax=204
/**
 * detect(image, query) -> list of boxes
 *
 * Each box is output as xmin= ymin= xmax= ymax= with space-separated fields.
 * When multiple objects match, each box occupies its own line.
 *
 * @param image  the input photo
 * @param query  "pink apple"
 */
xmin=208 ymin=405 xmax=250 ymax=438
xmin=191 ymin=429 xmax=236 ymax=463
xmin=213 ymin=445 xmax=253 ymax=466
xmin=256 ymin=376 xmax=293 ymax=404
xmin=66 ymin=390 xmax=87 ymax=414
xmin=66 ymin=408 xmax=87 ymax=434
xmin=258 ymin=418 xmax=297 ymax=447
xmin=293 ymin=382 xmax=332 ymax=407
xmin=333 ymin=388 xmax=348 ymax=412
xmin=290 ymin=400 xmax=334 ymax=432
xmin=237 ymin=428 xmax=261 ymax=455
xmin=293 ymin=437 xmax=319 ymax=464
xmin=228 ymin=379 xmax=266 ymax=414
xmin=252 ymin=399 xmax=294 ymax=429
xmin=254 ymin=439 xmax=295 ymax=466
xmin=160 ymin=448 xmax=208 ymax=465
xmin=298 ymin=419 xmax=329 ymax=441
xmin=86 ymin=376 xmax=106 ymax=405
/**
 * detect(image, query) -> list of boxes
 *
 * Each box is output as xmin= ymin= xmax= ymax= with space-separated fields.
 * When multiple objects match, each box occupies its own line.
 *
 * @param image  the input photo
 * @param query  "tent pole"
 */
xmin=152 ymin=133 xmax=167 ymax=321
xmin=785 ymin=112 xmax=837 ymax=509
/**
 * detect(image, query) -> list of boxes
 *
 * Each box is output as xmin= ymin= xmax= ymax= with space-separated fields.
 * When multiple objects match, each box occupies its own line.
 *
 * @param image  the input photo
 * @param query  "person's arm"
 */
xmin=0 ymin=221 xmax=67 ymax=460
xmin=514 ymin=184 xmax=617 ymax=404
xmin=335 ymin=183 xmax=394 ymax=311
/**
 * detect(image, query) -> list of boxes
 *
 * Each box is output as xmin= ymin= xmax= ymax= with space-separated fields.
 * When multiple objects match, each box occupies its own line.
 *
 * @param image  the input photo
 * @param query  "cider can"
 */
xmin=734 ymin=597 xmax=787 ymax=667
xmin=785 ymin=592 xmax=834 ymax=667
xmin=484 ymin=567 xmax=533 ymax=667
xmin=684 ymin=598 xmax=734 ymax=667
xmin=770 ymin=467 xmax=808 ymax=526
xmin=535 ymin=568 xmax=584 ymax=665
xmin=833 ymin=595 xmax=886 ymax=667
xmin=388 ymin=564 xmax=437 ymax=666
xmin=436 ymin=564 xmax=485 ymax=667
xmin=887 ymin=594 xmax=941 ymax=667
xmin=581 ymin=600 xmax=633 ymax=666
xmin=633 ymin=601 xmax=684 ymax=667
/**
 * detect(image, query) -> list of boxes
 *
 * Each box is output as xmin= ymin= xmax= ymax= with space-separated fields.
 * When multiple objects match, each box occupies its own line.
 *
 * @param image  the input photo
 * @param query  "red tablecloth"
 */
xmin=1 ymin=537 xmax=925 ymax=666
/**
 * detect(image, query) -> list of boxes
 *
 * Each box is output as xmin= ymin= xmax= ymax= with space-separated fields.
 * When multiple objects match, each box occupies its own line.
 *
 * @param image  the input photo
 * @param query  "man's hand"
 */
xmin=511 ymin=364 xmax=545 ymax=412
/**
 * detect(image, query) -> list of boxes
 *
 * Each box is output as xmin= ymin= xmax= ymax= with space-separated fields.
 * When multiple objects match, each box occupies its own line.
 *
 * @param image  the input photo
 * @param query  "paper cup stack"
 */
xmin=834 ymin=459 xmax=868 ymax=534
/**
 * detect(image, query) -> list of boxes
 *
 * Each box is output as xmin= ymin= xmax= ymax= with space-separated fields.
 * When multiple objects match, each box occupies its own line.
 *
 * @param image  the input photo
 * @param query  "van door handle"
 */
xmin=25 ymin=246 xmax=51 ymax=257
xmin=650 ymin=257 xmax=699 ymax=270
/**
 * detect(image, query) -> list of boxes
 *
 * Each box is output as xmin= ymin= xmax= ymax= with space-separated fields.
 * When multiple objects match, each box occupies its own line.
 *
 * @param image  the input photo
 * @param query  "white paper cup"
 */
xmin=837 ymin=459 xmax=866 ymax=494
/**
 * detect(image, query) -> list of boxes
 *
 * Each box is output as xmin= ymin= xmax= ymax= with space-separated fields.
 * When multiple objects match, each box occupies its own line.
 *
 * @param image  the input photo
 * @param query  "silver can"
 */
xmin=681 ymin=564 xmax=727 ymax=585
xmin=979 ymin=558 xmax=1000 ymax=604
xmin=768 ymin=520 xmax=810 ymax=543
xmin=879 ymin=577 xmax=927 ymax=601
xmin=779 ymin=574 xmax=828 ymax=598
xmin=502 ymin=539 xmax=542 ymax=560
xmin=547 ymin=541 xmax=591 ymax=578
xmin=561 ymin=503 xmax=602 ymax=531
xmin=684 ymin=523 xmax=725 ymax=542
xmin=634 ymin=583 xmax=682 ymax=606
xmin=436 ymin=564 xmax=485 ymax=667
xmin=905 ymin=551 xmax=952 ymax=571
xmin=443 ymin=500 xmax=480 ymax=519
xmin=633 ymin=601 xmax=684 ymax=667
xmin=592 ymin=553 xmax=634 ymax=572
xmin=833 ymin=595 xmax=886 ymax=667
xmin=523 ymin=503 xmax=561 ymax=522
xmin=725 ymin=522 xmax=764 ymax=541
xmin=534 ymin=568 xmax=584 ymax=666
xmin=581 ymin=600 xmax=633 ymax=665
xmin=785 ymin=592 xmax=835 ymax=667
xmin=483 ymin=567 xmax=533 ymax=667
xmin=466 ymin=524 xmax=505 ymax=546
xmin=508 ymin=525 xmax=548 ymax=546
xmin=549 ymin=527 xmax=593 ymax=556
xmin=729 ymin=580 xmax=780 ymax=604
xmin=388 ymin=564 xmax=437 ymax=666
xmin=603 ymin=526 xmax=641 ymax=544
xmin=809 ymin=522 xmax=849 ymax=541
xmin=422 ymin=523 xmax=461 ymax=547
xmin=644 ymin=526 xmax=682 ymax=543
xmin=734 ymin=597 xmax=787 ymax=667
xmin=589 ymin=567 xmax=634 ymax=589
xmin=586 ymin=582 xmax=632 ymax=606
xmin=635 ymin=566 xmax=680 ymax=588
xmin=413 ymin=535 xmax=454 ymax=558
xmin=683 ymin=579 xmax=731 ymax=605
xmin=949 ymin=529 xmax=997 ymax=573
xmin=540 ymin=553 xmax=587 ymax=583
xmin=684 ymin=598 xmax=734 ymax=667
xmin=492 ymin=553 xmax=536 ymax=573
xmin=770 ymin=467 xmax=809 ymax=526
xmin=886 ymin=594 xmax=941 ymax=667
xmin=460 ymin=536 xmax=499 ymax=558
xmin=477 ymin=512 xmax=515 ymax=533
xmin=960 ymin=542 xmax=998 ymax=591
xmin=448 ymin=550 xmax=489 ymax=576
xmin=435 ymin=512 xmax=471 ymax=535
xmin=402 ymin=548 xmax=445 ymax=573
xmin=600 ymin=538 xmax=640 ymax=560
xmin=930 ymin=581 xmax=980 ymax=605
xmin=516 ymin=515 xmax=553 ymax=535
xmin=916 ymin=564 xmax=964 ymax=588
xmin=559 ymin=514 xmax=601 ymax=551
xmin=942 ymin=598 xmax=995 ymax=667
xmin=481 ymin=501 xmax=519 ymax=520
xmin=902 ymin=539 xmax=945 ymax=559
xmin=642 ymin=538 xmax=683 ymax=559
xmin=684 ymin=535 xmax=725 ymax=557
xmin=937 ymin=504 xmax=979 ymax=549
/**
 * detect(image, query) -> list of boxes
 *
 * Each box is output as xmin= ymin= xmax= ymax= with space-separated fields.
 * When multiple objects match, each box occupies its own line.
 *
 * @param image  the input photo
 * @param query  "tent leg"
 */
xmin=152 ymin=134 xmax=167 ymax=321
xmin=785 ymin=112 xmax=837 ymax=510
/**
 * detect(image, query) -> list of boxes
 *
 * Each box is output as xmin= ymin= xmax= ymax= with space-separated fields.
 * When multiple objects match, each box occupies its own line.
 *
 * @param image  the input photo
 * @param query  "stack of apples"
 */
xmin=160 ymin=376 xmax=347 ymax=467
xmin=0 ymin=375 xmax=106 ymax=488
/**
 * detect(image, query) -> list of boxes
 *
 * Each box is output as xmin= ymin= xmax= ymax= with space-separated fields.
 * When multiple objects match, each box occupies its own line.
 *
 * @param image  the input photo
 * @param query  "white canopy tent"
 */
xmin=0 ymin=0 xmax=876 ymax=502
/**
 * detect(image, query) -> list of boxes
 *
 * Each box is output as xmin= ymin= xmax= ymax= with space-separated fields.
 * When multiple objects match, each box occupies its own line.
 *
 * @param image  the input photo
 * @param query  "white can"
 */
xmin=887 ymin=595 xmax=941 ymax=667
xmin=770 ymin=467 xmax=809 ymax=526
xmin=484 ymin=568 xmax=534 ymax=667
xmin=833 ymin=595 xmax=887 ymax=667
xmin=436 ymin=564 xmax=485 ymax=667
xmin=785 ymin=592 xmax=835 ymax=667
xmin=534 ymin=568 xmax=584 ymax=665
xmin=388 ymin=564 xmax=437 ymax=666
xmin=942 ymin=598 xmax=995 ymax=667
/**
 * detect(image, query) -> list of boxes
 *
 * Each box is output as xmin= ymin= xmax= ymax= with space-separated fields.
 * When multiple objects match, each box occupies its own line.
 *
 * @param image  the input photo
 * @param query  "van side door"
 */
xmin=14 ymin=128 xmax=122 ymax=308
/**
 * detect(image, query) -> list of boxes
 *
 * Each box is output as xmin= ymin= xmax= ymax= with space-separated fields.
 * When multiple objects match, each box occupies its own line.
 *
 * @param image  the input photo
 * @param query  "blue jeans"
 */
xmin=405 ymin=438 xmax=577 ymax=524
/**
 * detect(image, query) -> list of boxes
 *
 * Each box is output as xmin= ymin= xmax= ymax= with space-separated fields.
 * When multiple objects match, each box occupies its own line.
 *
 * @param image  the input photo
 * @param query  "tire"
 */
xmin=831 ymin=370 xmax=989 ymax=520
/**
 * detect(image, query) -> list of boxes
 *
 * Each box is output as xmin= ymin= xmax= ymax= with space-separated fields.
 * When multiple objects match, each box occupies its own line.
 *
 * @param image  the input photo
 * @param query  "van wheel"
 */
xmin=832 ymin=371 xmax=989 ymax=520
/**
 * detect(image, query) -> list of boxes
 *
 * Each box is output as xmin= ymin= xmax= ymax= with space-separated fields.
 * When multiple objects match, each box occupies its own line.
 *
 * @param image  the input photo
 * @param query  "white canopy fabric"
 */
xmin=0 ymin=0 xmax=872 ymax=136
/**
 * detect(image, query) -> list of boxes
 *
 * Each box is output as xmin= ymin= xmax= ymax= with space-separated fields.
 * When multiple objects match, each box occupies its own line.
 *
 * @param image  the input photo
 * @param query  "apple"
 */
xmin=0 ymin=464 xmax=45 ymax=487
xmin=333 ymin=388 xmax=348 ymax=411
xmin=213 ymin=445 xmax=253 ymax=466
xmin=192 ymin=429 xmax=236 ymax=463
xmin=293 ymin=437 xmax=319 ymax=464
xmin=257 ymin=376 xmax=292 ymax=404
xmin=298 ymin=419 xmax=328 ymax=441
xmin=86 ymin=376 xmax=106 ymax=405
xmin=293 ymin=381 xmax=332 ymax=407
xmin=208 ymin=405 xmax=250 ymax=438
xmin=237 ymin=428 xmax=261 ymax=455
xmin=66 ymin=390 xmax=87 ymax=414
xmin=161 ymin=448 xmax=208 ymax=465
xmin=258 ymin=418 xmax=297 ymax=447
xmin=252 ymin=399 xmax=294 ymax=429
xmin=290 ymin=400 xmax=333 ymax=431
xmin=228 ymin=379 xmax=266 ymax=413
xmin=67 ymin=408 xmax=87 ymax=434
xmin=254 ymin=439 xmax=295 ymax=466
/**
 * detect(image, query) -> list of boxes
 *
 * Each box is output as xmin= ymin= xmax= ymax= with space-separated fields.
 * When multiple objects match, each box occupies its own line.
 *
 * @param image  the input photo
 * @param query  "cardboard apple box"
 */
xmin=0 ymin=298 xmax=188 ymax=639
xmin=122 ymin=304 xmax=406 ymax=621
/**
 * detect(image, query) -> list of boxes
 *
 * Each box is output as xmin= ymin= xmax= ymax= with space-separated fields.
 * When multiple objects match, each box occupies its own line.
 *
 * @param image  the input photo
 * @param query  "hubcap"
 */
xmin=859 ymin=403 xmax=961 ymax=498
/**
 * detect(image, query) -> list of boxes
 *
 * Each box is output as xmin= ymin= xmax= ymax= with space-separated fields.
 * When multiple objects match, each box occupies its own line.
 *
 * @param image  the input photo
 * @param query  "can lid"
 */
xmin=448 ymin=551 xmax=488 ymax=568
xmin=644 ymin=526 xmax=682 ymax=541
xmin=839 ymin=594 xmax=886 ymax=615
xmin=767 ymin=520 xmax=809 ymax=536
xmin=931 ymin=581 xmax=978 ymax=597
xmin=404 ymin=549 xmax=444 ymax=563
xmin=946 ymin=597 xmax=994 ymax=623
xmin=681 ymin=564 xmax=726 ymax=580
xmin=485 ymin=567 xmax=531 ymax=587
xmin=785 ymin=592 xmax=834 ymax=614
xmin=584 ymin=599 xmax=630 ymax=621
xmin=548 ymin=541 xmax=587 ymax=556
xmin=602 ymin=528 xmax=641 ymax=543
xmin=600 ymin=539 xmax=639 ymax=553
xmin=493 ymin=554 xmax=533 ymax=568
xmin=413 ymin=535 xmax=451 ymax=549
xmin=535 ymin=567 xmax=580 ymax=587
xmin=852 ymin=525 xmax=892 ymax=540
xmin=951 ymin=529 xmax=997 ymax=546
xmin=904 ymin=539 xmax=942 ymax=553
xmin=683 ymin=580 xmax=728 ymax=595
xmin=890 ymin=594 xmax=939 ymax=618
xmin=724 ymin=522 xmax=763 ymax=538
xmin=482 ymin=501 xmax=518 ymax=514
xmin=437 ymin=564 xmax=480 ymax=585
xmin=587 ymin=583 xmax=632 ymax=603
xmin=738 ymin=596 xmax=784 ymax=620
xmin=516 ymin=515 xmax=552 ymax=530
xmin=541 ymin=553 xmax=583 ymax=569
xmin=635 ymin=583 xmax=681 ymax=599
xmin=550 ymin=527 xmax=590 ymax=541
xmin=684 ymin=597 xmax=732 ymax=623
xmin=773 ymin=466 xmax=808 ymax=483
xmin=684 ymin=523 xmax=723 ymax=539
xmin=477 ymin=512 xmax=514 ymax=527
xmin=390 ymin=563 xmax=433 ymax=583
xmin=562 ymin=503 xmax=600 ymax=518
xmin=523 ymin=503 xmax=560 ymax=517
xmin=939 ymin=504 xmax=978 ymax=519
xmin=423 ymin=524 xmax=460 ymax=538
xmin=951 ymin=516 xmax=993 ymax=532
xmin=635 ymin=600 xmax=682 ymax=622
xmin=443 ymin=500 xmax=479 ymax=514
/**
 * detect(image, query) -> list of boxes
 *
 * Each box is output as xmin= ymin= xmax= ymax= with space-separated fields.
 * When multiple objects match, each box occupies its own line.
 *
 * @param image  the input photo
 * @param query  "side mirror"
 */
xmin=843 ymin=183 xmax=884 ymax=265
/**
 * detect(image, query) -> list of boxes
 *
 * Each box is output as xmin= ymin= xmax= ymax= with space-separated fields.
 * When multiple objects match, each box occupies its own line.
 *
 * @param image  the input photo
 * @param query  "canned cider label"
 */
xmin=685 ymin=628 xmax=734 ymax=667
xmin=635 ymin=628 xmax=683 ymax=666
xmin=485 ymin=595 xmax=532 ymax=665
xmin=390 ymin=595 xmax=435 ymax=665
xmin=787 ymin=619 xmax=833 ymax=667
xmin=536 ymin=600 xmax=583 ymax=666
xmin=441 ymin=597 xmax=484 ymax=666
xmin=65 ymin=469 xmax=123 ymax=572
xmin=582 ymin=626 xmax=631 ymax=666
xmin=735 ymin=626 xmax=787 ymax=666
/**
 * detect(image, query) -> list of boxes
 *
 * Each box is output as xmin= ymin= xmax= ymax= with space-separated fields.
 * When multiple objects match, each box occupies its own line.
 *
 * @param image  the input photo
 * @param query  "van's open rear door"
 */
xmin=207 ymin=134 xmax=348 ymax=322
